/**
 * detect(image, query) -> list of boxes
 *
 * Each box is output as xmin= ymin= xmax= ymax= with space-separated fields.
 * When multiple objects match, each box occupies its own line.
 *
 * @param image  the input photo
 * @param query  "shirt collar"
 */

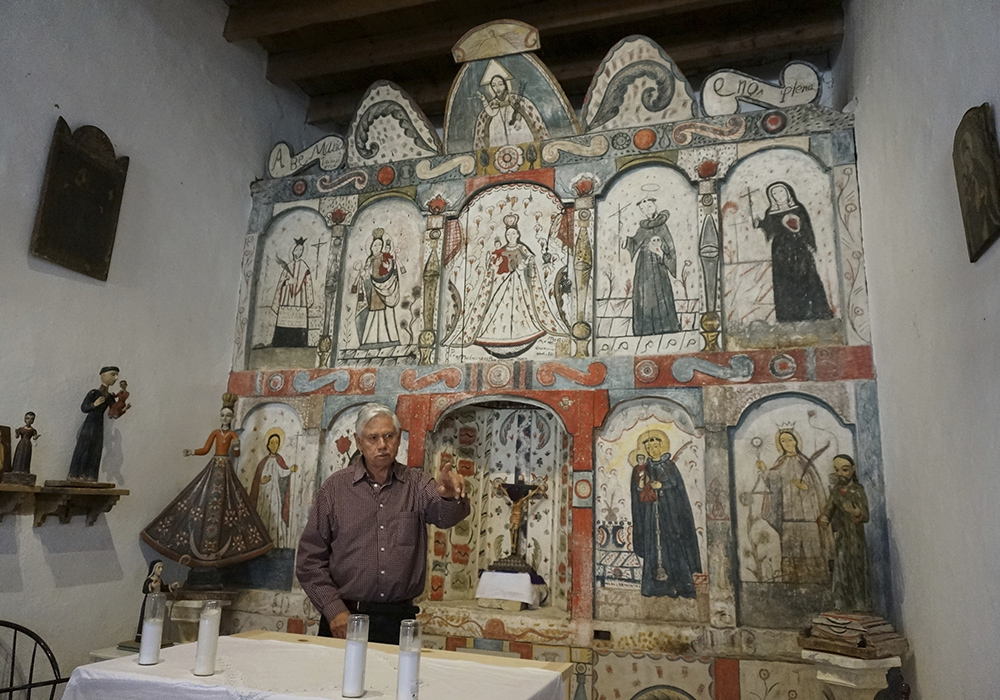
xmin=350 ymin=454 xmax=405 ymax=485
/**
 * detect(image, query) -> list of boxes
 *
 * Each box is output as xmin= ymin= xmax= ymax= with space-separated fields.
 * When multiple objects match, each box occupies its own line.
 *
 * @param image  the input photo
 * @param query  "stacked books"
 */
xmin=798 ymin=611 xmax=908 ymax=659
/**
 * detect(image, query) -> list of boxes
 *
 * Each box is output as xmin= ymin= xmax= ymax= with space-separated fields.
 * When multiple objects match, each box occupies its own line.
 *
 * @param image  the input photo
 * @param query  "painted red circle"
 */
xmin=377 ymin=165 xmax=395 ymax=186
xmin=633 ymin=128 xmax=657 ymax=150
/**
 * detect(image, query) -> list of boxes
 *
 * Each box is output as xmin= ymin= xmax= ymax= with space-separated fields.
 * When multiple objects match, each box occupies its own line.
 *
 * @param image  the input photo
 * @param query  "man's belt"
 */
xmin=344 ymin=599 xmax=417 ymax=615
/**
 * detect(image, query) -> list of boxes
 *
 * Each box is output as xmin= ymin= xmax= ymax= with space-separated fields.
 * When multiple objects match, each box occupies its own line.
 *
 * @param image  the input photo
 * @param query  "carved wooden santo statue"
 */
xmin=489 ymin=475 xmax=548 ymax=574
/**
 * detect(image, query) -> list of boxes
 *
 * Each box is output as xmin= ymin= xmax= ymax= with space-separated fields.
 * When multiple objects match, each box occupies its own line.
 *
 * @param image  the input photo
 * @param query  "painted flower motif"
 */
xmin=427 ymin=195 xmax=448 ymax=215
xmin=493 ymin=145 xmax=524 ymax=173
xmin=761 ymin=110 xmax=787 ymax=134
xmin=611 ymin=132 xmax=631 ymax=150
xmin=330 ymin=208 xmax=347 ymax=225
xmin=558 ymin=397 xmax=574 ymax=410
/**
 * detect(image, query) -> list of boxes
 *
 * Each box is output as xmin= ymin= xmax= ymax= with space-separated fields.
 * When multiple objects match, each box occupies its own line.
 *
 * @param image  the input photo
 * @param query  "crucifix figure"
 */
xmin=489 ymin=475 xmax=548 ymax=574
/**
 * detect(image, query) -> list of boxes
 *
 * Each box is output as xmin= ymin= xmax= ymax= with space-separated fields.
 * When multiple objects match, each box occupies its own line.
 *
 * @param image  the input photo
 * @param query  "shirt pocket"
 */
xmin=394 ymin=512 xmax=421 ymax=547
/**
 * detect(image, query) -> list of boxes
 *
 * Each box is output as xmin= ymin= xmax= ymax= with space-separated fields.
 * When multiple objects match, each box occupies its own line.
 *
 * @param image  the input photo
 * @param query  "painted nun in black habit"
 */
xmin=754 ymin=182 xmax=834 ymax=323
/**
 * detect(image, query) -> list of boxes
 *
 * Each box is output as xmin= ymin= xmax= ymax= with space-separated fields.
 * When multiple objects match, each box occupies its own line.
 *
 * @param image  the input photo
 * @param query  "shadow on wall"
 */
xmin=37 ymin=517 xmax=123 ymax=587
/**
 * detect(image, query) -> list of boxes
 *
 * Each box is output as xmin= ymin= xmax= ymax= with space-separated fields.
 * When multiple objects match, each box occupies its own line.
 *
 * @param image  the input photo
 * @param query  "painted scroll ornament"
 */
xmin=268 ymin=136 xmax=346 ymax=178
xmin=700 ymin=62 xmax=821 ymax=116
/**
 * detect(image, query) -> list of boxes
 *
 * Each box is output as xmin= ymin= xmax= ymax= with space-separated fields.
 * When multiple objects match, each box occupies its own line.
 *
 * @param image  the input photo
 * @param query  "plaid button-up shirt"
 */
xmin=296 ymin=456 xmax=470 ymax=621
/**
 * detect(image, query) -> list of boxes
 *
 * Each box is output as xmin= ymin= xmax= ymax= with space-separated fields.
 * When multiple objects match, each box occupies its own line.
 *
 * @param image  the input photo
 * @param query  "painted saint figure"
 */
xmin=68 ymin=366 xmax=122 ymax=482
xmin=11 ymin=412 xmax=39 ymax=474
xmin=141 ymin=393 xmax=272 ymax=569
xmin=818 ymin=454 xmax=870 ymax=611
xmin=756 ymin=428 xmax=833 ymax=584
xmin=271 ymin=237 xmax=315 ymax=347
xmin=623 ymin=198 xmax=680 ymax=335
xmin=473 ymin=59 xmax=549 ymax=149
xmin=629 ymin=429 xmax=701 ymax=598
xmin=445 ymin=213 xmax=569 ymax=358
xmin=753 ymin=182 xmax=833 ymax=323
xmin=249 ymin=430 xmax=298 ymax=549
xmin=356 ymin=228 xmax=401 ymax=348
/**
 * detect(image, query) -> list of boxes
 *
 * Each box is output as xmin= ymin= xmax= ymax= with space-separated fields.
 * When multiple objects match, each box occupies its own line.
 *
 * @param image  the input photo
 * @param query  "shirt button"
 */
xmin=380 ymin=525 xmax=384 ymax=529
xmin=379 ymin=504 xmax=384 ymax=508
xmin=380 ymin=570 xmax=385 ymax=575
xmin=380 ymin=547 xmax=385 ymax=552
xmin=380 ymin=593 xmax=385 ymax=598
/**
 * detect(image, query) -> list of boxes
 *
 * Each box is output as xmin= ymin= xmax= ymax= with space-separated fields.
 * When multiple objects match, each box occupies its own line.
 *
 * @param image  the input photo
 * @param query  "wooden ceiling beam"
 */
xmin=305 ymin=14 xmax=843 ymax=127
xmin=267 ymin=0 xmax=756 ymax=82
xmin=224 ymin=0 xmax=443 ymax=43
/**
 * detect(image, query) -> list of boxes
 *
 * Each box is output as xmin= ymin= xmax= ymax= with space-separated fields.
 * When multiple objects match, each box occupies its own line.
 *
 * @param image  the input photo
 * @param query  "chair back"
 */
xmin=0 ymin=621 xmax=67 ymax=700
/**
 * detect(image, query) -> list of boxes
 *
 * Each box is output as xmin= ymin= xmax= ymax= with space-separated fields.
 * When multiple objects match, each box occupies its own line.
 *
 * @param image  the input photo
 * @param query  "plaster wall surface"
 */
xmin=836 ymin=1 xmax=1000 ymax=696
xmin=0 ymin=0 xmax=315 ymax=671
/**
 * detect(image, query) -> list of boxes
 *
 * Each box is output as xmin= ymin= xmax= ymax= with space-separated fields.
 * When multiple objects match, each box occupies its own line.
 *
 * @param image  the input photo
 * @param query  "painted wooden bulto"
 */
xmin=224 ymin=22 xmax=888 ymax=700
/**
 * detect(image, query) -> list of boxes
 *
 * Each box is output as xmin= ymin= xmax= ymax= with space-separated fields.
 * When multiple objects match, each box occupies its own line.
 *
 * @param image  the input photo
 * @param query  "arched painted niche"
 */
xmin=439 ymin=182 xmax=574 ymax=362
xmin=336 ymin=196 xmax=425 ymax=365
xmin=422 ymin=398 xmax=572 ymax=613
xmin=594 ymin=397 xmax=706 ymax=622
xmin=719 ymin=147 xmax=842 ymax=349
xmin=249 ymin=207 xmax=334 ymax=368
xmin=595 ymin=163 xmax=703 ymax=356
xmin=729 ymin=392 xmax=855 ymax=627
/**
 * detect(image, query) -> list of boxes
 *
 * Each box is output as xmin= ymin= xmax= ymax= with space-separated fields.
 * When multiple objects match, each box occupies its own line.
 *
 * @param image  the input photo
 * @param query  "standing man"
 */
xmin=297 ymin=403 xmax=469 ymax=643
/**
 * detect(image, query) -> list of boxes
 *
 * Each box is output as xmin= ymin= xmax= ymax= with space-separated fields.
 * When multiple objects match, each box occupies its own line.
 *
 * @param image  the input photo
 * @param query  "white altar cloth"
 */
xmin=63 ymin=635 xmax=566 ymax=700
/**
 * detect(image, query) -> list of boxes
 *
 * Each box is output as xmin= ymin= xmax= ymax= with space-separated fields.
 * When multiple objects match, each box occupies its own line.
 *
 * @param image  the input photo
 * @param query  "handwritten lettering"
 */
xmin=267 ymin=136 xmax=345 ymax=178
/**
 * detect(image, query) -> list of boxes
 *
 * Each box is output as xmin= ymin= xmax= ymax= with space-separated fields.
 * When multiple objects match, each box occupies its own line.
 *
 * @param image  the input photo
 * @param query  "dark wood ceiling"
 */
xmin=221 ymin=0 xmax=844 ymax=131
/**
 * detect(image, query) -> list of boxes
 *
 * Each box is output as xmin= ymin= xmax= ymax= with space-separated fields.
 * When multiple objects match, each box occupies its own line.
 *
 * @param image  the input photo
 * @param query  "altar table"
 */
xmin=63 ymin=631 xmax=570 ymax=700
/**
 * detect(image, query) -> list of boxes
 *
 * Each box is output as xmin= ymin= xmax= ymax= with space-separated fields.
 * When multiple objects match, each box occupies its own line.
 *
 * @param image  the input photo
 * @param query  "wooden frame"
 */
xmin=953 ymin=103 xmax=1000 ymax=262
xmin=30 ymin=117 xmax=129 ymax=280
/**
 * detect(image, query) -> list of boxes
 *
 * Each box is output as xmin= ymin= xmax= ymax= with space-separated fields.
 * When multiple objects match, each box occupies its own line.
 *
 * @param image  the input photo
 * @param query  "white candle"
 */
xmin=137 ymin=619 xmax=163 ymax=665
xmin=193 ymin=602 xmax=222 ymax=676
xmin=396 ymin=650 xmax=420 ymax=700
xmin=342 ymin=639 xmax=367 ymax=697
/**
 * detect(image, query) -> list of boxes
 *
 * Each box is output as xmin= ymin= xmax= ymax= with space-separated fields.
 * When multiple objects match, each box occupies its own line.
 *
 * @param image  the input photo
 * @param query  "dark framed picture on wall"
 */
xmin=953 ymin=103 xmax=1000 ymax=262
xmin=30 ymin=117 xmax=129 ymax=281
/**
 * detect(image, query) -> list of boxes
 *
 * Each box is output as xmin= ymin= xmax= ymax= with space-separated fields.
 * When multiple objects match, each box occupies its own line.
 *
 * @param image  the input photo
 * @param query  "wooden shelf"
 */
xmin=0 ymin=483 xmax=41 ymax=522
xmin=34 ymin=486 xmax=129 ymax=526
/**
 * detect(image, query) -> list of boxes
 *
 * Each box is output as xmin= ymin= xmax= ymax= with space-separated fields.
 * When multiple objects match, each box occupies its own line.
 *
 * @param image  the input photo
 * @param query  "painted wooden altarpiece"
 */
xmin=221 ymin=20 xmax=889 ymax=700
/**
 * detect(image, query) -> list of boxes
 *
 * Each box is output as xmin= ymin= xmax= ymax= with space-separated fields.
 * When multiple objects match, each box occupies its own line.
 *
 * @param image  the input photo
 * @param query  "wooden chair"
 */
xmin=0 ymin=621 xmax=67 ymax=700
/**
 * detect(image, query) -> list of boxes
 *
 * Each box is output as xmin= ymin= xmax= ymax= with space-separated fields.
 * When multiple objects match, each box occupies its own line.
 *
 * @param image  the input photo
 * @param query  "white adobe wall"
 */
xmin=835 ymin=1 xmax=1000 ymax=696
xmin=0 ymin=0 xmax=317 ymax=671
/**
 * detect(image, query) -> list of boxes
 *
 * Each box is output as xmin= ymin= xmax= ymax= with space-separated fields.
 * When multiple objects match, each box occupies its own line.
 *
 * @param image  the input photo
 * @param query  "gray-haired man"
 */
xmin=296 ymin=403 xmax=469 ymax=643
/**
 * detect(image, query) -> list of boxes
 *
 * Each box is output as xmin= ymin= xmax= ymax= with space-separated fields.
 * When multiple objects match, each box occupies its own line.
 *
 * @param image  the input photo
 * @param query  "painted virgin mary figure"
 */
xmin=141 ymin=394 xmax=272 ymax=572
xmin=629 ymin=429 xmax=701 ymax=599
xmin=473 ymin=60 xmax=549 ymax=149
xmin=446 ymin=213 xmax=569 ymax=358
xmin=356 ymin=228 xmax=401 ymax=348
xmin=756 ymin=427 xmax=833 ymax=583
xmin=623 ymin=198 xmax=680 ymax=335
xmin=249 ymin=429 xmax=297 ymax=549
xmin=753 ymin=182 xmax=833 ymax=323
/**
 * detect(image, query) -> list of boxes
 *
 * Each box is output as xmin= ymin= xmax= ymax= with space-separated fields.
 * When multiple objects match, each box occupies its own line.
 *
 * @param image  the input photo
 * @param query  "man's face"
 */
xmin=639 ymin=200 xmax=656 ymax=219
xmin=490 ymin=76 xmax=507 ymax=97
xmin=100 ymin=370 xmax=119 ymax=387
xmin=833 ymin=457 xmax=855 ymax=484
xmin=356 ymin=413 xmax=400 ymax=471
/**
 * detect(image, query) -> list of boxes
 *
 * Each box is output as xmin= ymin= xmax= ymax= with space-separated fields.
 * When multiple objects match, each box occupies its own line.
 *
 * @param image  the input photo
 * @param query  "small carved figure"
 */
xmin=11 ymin=412 xmax=39 ymax=473
xmin=135 ymin=559 xmax=179 ymax=642
xmin=68 ymin=366 xmax=122 ymax=482
xmin=140 ymin=393 xmax=272 ymax=570
xmin=108 ymin=380 xmax=131 ymax=419
xmin=818 ymin=454 xmax=870 ymax=611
